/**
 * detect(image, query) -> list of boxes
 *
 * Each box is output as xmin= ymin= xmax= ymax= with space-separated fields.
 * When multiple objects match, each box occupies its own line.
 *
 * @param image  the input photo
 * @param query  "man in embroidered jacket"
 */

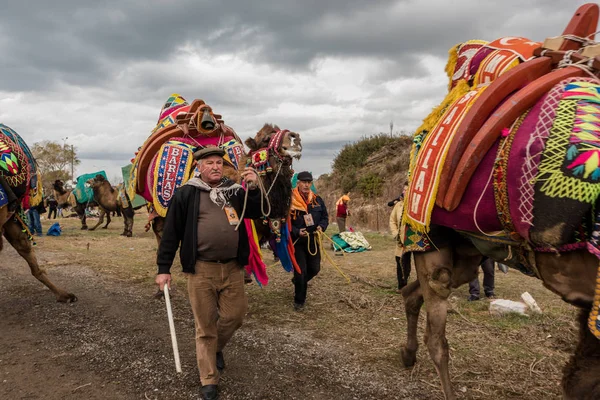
xmin=155 ymin=146 xmax=261 ymax=400
xmin=290 ymin=171 xmax=329 ymax=311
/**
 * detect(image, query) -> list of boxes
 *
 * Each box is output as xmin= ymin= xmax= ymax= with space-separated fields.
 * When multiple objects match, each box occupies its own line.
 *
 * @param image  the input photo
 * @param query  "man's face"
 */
xmin=298 ymin=180 xmax=312 ymax=195
xmin=198 ymin=155 xmax=224 ymax=185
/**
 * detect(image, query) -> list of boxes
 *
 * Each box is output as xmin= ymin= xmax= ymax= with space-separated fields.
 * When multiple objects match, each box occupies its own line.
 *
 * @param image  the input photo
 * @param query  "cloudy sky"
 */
xmin=0 ymin=0 xmax=586 ymax=183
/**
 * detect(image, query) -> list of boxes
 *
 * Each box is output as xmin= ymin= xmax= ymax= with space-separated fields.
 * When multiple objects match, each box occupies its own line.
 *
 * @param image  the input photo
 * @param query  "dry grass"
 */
xmin=38 ymin=214 xmax=577 ymax=399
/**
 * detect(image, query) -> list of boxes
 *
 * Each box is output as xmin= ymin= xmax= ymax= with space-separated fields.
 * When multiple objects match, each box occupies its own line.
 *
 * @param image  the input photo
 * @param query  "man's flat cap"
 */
xmin=193 ymin=146 xmax=225 ymax=160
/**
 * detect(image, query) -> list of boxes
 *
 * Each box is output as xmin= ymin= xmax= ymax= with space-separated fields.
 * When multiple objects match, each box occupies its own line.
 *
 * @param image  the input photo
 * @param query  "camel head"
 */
xmin=245 ymin=124 xmax=302 ymax=170
xmin=52 ymin=180 xmax=67 ymax=195
xmin=87 ymin=175 xmax=113 ymax=192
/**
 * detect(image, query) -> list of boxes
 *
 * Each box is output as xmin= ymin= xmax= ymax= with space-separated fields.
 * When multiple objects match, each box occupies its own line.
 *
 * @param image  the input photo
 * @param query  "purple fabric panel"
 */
xmin=469 ymin=47 xmax=493 ymax=78
xmin=506 ymin=96 xmax=545 ymax=240
xmin=432 ymin=140 xmax=501 ymax=231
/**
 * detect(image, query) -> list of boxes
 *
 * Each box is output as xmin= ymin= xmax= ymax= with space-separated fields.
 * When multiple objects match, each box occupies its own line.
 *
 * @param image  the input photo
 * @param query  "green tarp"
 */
xmin=73 ymin=170 xmax=107 ymax=204
xmin=121 ymin=164 xmax=147 ymax=209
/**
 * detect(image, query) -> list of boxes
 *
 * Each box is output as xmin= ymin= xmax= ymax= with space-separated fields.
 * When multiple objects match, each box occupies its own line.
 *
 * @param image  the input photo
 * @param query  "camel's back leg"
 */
xmin=563 ymin=309 xmax=600 ymax=399
xmin=102 ymin=210 xmax=111 ymax=229
xmin=88 ymin=208 xmax=106 ymax=231
xmin=3 ymin=219 xmax=76 ymax=302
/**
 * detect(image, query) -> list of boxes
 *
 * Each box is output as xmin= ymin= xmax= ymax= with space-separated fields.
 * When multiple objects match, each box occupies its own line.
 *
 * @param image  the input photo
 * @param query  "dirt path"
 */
xmin=0 ymin=244 xmax=427 ymax=400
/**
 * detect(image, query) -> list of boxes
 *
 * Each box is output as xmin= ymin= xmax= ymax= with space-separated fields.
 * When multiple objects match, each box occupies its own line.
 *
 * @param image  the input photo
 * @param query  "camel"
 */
xmin=149 ymin=123 xmax=302 ymax=247
xmin=128 ymin=95 xmax=302 ymax=283
xmin=398 ymin=4 xmax=600 ymax=399
xmin=87 ymin=175 xmax=136 ymax=236
xmin=52 ymin=179 xmax=102 ymax=230
xmin=0 ymin=124 xmax=76 ymax=302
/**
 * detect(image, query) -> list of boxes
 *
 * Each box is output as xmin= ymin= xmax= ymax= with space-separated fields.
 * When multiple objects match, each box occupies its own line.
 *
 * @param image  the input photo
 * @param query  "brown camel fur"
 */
xmin=52 ymin=179 xmax=104 ymax=230
xmin=401 ymin=232 xmax=600 ymax=400
xmin=87 ymin=175 xmax=135 ymax=236
xmin=0 ymin=214 xmax=76 ymax=302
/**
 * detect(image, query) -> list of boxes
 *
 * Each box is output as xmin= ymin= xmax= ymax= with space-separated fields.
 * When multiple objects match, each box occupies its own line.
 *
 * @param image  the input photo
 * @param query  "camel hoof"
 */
xmin=57 ymin=293 xmax=77 ymax=303
xmin=81 ymin=226 xmax=88 ymax=230
xmin=401 ymin=347 xmax=417 ymax=368
xmin=126 ymin=233 xmax=132 ymax=237
xmin=102 ymin=226 xmax=108 ymax=229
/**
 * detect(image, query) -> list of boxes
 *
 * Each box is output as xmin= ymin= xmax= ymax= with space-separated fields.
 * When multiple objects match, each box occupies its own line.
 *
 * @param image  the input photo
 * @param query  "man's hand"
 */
xmin=241 ymin=168 xmax=258 ymax=187
xmin=299 ymin=228 xmax=308 ymax=237
xmin=156 ymin=273 xmax=172 ymax=291
xmin=316 ymin=226 xmax=323 ymax=232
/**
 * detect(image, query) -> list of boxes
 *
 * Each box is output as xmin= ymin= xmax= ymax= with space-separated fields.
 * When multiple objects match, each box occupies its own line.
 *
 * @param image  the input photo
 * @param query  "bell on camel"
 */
xmin=200 ymin=109 xmax=215 ymax=131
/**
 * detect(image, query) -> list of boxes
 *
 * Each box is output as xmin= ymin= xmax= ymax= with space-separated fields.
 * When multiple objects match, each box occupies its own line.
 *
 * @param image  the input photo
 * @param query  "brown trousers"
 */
xmin=187 ymin=260 xmax=248 ymax=385
xmin=337 ymin=217 xmax=346 ymax=233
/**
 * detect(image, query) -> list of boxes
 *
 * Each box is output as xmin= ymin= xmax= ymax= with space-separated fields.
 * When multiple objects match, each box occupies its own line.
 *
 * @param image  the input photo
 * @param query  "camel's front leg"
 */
xmin=415 ymin=247 xmax=455 ymax=400
xmin=102 ymin=210 xmax=111 ymax=229
xmin=88 ymin=209 xmax=105 ymax=231
xmin=3 ymin=219 xmax=76 ymax=302
xmin=401 ymin=280 xmax=423 ymax=367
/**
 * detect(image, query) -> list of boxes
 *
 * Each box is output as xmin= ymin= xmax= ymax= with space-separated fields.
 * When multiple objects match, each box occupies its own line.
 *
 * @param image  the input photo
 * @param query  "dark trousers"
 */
xmin=48 ymin=207 xmax=57 ymax=219
xmin=396 ymin=252 xmax=412 ymax=289
xmin=469 ymin=258 xmax=495 ymax=297
xmin=293 ymin=237 xmax=321 ymax=305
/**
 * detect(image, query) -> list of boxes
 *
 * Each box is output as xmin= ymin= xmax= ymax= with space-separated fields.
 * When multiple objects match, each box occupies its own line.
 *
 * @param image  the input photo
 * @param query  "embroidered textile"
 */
xmin=152 ymin=141 xmax=196 ymax=216
xmin=404 ymin=89 xmax=481 ymax=232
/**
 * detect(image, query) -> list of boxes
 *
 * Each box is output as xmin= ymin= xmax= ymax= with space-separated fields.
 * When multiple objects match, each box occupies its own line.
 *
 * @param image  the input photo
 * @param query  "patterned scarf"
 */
xmin=291 ymin=187 xmax=316 ymax=213
xmin=185 ymin=177 xmax=242 ymax=208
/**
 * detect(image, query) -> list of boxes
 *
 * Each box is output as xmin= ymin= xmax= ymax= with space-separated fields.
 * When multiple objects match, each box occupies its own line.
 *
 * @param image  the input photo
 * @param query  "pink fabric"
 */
xmin=507 ymin=95 xmax=545 ymax=240
xmin=431 ymin=140 xmax=501 ymax=232
xmin=469 ymin=47 xmax=493 ymax=78
xmin=244 ymin=218 xmax=269 ymax=286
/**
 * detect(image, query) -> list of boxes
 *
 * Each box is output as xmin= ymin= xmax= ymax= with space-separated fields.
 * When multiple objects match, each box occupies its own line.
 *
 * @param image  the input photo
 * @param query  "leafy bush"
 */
xmin=357 ymin=172 xmax=384 ymax=198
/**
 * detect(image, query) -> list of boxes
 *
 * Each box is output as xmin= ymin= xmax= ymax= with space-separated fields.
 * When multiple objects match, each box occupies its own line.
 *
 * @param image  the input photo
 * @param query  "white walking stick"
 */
xmin=163 ymin=284 xmax=182 ymax=373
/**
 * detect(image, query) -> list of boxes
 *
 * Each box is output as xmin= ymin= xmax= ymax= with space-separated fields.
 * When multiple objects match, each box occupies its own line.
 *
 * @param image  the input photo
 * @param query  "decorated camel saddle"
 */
xmin=127 ymin=94 xmax=245 ymax=216
xmin=0 ymin=124 xmax=43 ymax=232
xmin=402 ymin=3 xmax=600 ymax=337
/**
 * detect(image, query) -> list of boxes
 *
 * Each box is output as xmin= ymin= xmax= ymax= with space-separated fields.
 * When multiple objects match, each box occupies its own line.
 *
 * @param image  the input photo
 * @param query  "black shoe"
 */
xmin=216 ymin=351 xmax=225 ymax=372
xmin=467 ymin=295 xmax=480 ymax=302
xmin=486 ymin=293 xmax=496 ymax=300
xmin=201 ymin=385 xmax=219 ymax=400
xmin=294 ymin=302 xmax=304 ymax=311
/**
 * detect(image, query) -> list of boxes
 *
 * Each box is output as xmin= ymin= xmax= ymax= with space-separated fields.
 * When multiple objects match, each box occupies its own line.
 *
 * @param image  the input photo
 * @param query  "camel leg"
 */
xmin=88 ymin=211 xmax=103 ymax=230
xmin=3 ymin=219 xmax=76 ymax=302
xmin=121 ymin=207 xmax=134 ymax=237
xmin=562 ymin=309 xmax=600 ymax=399
xmin=75 ymin=204 xmax=88 ymax=230
xmin=152 ymin=217 xmax=164 ymax=247
xmin=415 ymin=248 xmax=455 ymax=400
xmin=102 ymin=211 xmax=111 ymax=229
xmin=401 ymin=280 xmax=423 ymax=367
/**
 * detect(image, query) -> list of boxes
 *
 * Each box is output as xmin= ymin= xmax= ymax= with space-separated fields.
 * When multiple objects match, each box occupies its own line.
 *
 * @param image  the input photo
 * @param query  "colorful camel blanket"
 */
xmin=73 ymin=171 xmax=107 ymax=204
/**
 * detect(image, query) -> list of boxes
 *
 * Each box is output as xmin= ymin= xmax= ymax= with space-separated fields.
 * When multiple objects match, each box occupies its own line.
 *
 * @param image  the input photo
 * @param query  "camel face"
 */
xmin=246 ymin=124 xmax=303 ymax=166
xmin=280 ymin=131 xmax=302 ymax=161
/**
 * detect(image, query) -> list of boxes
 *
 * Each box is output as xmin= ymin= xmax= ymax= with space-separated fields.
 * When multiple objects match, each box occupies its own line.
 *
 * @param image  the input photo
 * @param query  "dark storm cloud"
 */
xmin=0 ymin=0 xmax=584 ymax=91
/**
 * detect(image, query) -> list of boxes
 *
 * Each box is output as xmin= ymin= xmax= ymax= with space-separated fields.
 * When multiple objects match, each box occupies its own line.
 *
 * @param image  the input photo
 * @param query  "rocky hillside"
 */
xmin=316 ymin=134 xmax=413 ymax=233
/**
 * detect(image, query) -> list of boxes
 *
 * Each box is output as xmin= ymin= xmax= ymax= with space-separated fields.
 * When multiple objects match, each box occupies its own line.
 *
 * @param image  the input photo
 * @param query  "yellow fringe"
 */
xmin=445 ymin=44 xmax=460 ymax=89
xmin=29 ymin=171 xmax=43 ymax=207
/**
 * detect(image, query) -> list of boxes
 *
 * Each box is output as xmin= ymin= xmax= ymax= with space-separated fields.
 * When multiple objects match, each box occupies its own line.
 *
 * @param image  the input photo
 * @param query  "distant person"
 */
xmin=47 ymin=195 xmax=58 ymax=219
xmin=468 ymin=258 xmax=496 ymax=301
xmin=27 ymin=200 xmax=45 ymax=236
xmin=335 ymin=194 xmax=350 ymax=232
xmin=388 ymin=182 xmax=410 ymax=292
xmin=290 ymin=171 xmax=329 ymax=311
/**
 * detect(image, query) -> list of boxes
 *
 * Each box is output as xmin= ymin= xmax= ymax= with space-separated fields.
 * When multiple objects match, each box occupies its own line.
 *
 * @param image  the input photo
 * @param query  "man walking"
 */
xmin=290 ymin=171 xmax=329 ymax=311
xmin=155 ymin=146 xmax=262 ymax=400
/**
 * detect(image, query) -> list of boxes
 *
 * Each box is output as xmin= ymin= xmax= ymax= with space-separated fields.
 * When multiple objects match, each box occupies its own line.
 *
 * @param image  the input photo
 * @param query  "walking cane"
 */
xmin=163 ymin=284 xmax=182 ymax=373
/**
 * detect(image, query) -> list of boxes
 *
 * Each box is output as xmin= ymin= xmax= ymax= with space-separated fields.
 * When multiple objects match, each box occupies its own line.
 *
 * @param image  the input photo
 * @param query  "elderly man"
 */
xmin=290 ymin=171 xmax=329 ymax=311
xmin=155 ymin=146 xmax=262 ymax=400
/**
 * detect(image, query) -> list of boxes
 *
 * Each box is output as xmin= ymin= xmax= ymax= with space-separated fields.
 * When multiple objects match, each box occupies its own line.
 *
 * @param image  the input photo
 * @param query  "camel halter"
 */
xmin=246 ymin=129 xmax=289 ymax=175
